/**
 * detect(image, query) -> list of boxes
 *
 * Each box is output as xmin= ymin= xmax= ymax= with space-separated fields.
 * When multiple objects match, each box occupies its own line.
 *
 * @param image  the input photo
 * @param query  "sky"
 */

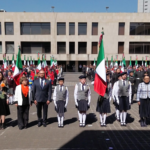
xmin=0 ymin=0 xmax=137 ymax=13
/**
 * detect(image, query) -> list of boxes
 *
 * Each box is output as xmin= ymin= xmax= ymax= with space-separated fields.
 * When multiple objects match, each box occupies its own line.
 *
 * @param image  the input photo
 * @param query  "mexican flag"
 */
xmin=24 ymin=55 xmax=26 ymax=65
xmin=122 ymin=54 xmax=126 ymax=67
xmin=50 ymin=57 xmax=54 ymax=67
xmin=3 ymin=56 xmax=7 ymax=69
xmin=129 ymin=56 xmax=132 ymax=66
xmin=93 ymin=58 xmax=96 ymax=66
xmin=13 ymin=47 xmax=23 ymax=85
xmin=54 ymin=59 xmax=57 ymax=66
xmin=94 ymin=33 xmax=107 ymax=97
xmin=145 ymin=57 xmax=147 ymax=67
xmin=27 ymin=57 xmax=29 ymax=66
xmin=30 ymin=57 xmax=32 ymax=65
xmin=135 ymin=55 xmax=138 ymax=67
xmin=110 ymin=56 xmax=113 ymax=68
xmin=7 ymin=57 xmax=9 ymax=66
xmin=114 ymin=55 xmax=118 ymax=68
xmin=33 ymin=58 xmax=35 ymax=65
xmin=12 ymin=54 xmax=15 ymax=71
xmin=37 ymin=53 xmax=41 ymax=70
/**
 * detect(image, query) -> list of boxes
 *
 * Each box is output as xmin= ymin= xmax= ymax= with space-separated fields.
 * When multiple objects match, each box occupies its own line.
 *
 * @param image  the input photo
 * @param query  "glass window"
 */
xmin=78 ymin=23 xmax=87 ymax=35
xmin=5 ymin=22 xmax=14 ymax=35
xmin=6 ymin=42 xmax=14 ymax=54
xmin=57 ymin=23 xmax=66 ymax=35
xmin=118 ymin=23 xmax=125 ymax=35
xmin=130 ymin=23 xmax=150 ymax=35
xmin=69 ymin=23 xmax=75 ymax=35
xmin=69 ymin=42 xmax=75 ymax=54
xmin=21 ymin=42 xmax=51 ymax=54
xmin=20 ymin=23 xmax=50 ymax=35
xmin=92 ymin=42 xmax=98 ymax=54
xmin=57 ymin=42 xmax=66 ymax=54
xmin=92 ymin=23 xmax=98 ymax=35
xmin=118 ymin=42 xmax=124 ymax=54
xmin=78 ymin=42 xmax=87 ymax=54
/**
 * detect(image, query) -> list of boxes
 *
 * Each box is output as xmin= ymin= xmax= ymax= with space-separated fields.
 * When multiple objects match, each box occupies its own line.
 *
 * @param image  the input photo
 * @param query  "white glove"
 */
xmin=65 ymin=104 xmax=67 ymax=108
xmin=76 ymin=102 xmax=78 ymax=106
xmin=116 ymin=98 xmax=119 ymax=104
xmin=109 ymin=97 xmax=111 ymax=102
xmin=88 ymin=103 xmax=90 ymax=106
xmin=55 ymin=105 xmax=57 ymax=109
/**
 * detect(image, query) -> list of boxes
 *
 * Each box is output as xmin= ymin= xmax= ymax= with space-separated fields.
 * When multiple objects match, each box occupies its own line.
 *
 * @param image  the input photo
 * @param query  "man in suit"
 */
xmin=33 ymin=70 xmax=52 ymax=127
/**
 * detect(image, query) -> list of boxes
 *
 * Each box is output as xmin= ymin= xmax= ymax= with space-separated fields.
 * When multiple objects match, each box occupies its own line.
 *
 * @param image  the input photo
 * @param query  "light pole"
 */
xmin=106 ymin=7 xmax=109 ymax=12
xmin=51 ymin=6 xmax=55 ymax=12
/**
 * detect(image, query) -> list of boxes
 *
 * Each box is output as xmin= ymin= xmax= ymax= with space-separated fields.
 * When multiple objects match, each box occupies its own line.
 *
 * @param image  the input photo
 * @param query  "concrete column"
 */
xmin=75 ymin=61 xmax=78 ymax=72
xmin=75 ymin=41 xmax=78 ymax=54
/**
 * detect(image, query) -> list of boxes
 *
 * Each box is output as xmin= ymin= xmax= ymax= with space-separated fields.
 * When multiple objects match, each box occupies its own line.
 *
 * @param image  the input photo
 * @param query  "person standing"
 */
xmin=128 ymin=70 xmax=136 ymax=104
xmin=33 ymin=70 xmax=52 ymax=127
xmin=14 ymin=77 xmax=32 ymax=130
xmin=74 ymin=75 xmax=91 ymax=127
xmin=96 ymin=73 xmax=112 ymax=127
xmin=137 ymin=75 xmax=150 ymax=127
xmin=115 ymin=72 xmax=132 ymax=126
xmin=0 ymin=72 xmax=10 ymax=129
xmin=53 ymin=78 xmax=69 ymax=128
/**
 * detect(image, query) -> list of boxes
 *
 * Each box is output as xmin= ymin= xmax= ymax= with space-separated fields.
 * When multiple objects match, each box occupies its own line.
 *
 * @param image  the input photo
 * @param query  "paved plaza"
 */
xmin=0 ymin=73 xmax=150 ymax=150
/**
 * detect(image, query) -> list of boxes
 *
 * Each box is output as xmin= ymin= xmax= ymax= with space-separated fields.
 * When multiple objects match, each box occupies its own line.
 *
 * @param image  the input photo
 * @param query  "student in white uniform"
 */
xmin=114 ymin=72 xmax=132 ymax=126
xmin=74 ymin=75 xmax=91 ymax=127
xmin=53 ymin=78 xmax=69 ymax=128
xmin=112 ymin=73 xmax=122 ymax=121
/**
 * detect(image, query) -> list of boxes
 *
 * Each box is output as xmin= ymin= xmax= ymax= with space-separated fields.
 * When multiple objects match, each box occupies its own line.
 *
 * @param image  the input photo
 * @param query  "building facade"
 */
xmin=138 ymin=0 xmax=150 ymax=13
xmin=0 ymin=12 xmax=150 ymax=71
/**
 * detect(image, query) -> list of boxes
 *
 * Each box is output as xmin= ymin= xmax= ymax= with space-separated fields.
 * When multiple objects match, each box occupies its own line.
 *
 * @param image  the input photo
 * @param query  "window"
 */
xmin=0 ymin=42 xmax=2 ymax=53
xmin=0 ymin=23 xmax=1 ymax=35
xmin=21 ymin=23 xmax=50 ymax=35
xmin=118 ymin=42 xmax=124 ymax=54
xmin=69 ymin=23 xmax=75 ymax=35
xmin=21 ymin=42 xmax=51 ymax=54
xmin=5 ymin=22 xmax=14 ymax=35
xmin=92 ymin=42 xmax=98 ymax=54
xmin=92 ymin=23 xmax=98 ymax=35
xmin=57 ymin=23 xmax=66 ymax=35
xmin=130 ymin=23 xmax=150 ymax=35
xmin=129 ymin=42 xmax=150 ymax=54
xmin=69 ymin=42 xmax=75 ymax=54
xmin=78 ymin=42 xmax=87 ymax=54
xmin=118 ymin=23 xmax=125 ymax=35
xmin=6 ymin=42 xmax=14 ymax=54
xmin=78 ymin=23 xmax=87 ymax=35
xmin=57 ymin=42 xmax=66 ymax=54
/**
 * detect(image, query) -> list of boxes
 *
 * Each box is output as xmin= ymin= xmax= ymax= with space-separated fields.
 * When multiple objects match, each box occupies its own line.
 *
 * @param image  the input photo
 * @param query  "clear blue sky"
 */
xmin=1 ymin=0 xmax=137 ymax=13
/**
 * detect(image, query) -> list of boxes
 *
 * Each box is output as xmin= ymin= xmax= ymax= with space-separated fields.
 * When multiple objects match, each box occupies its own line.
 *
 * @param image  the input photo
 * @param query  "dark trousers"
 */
xmin=131 ymin=94 xmax=134 ymax=104
xmin=36 ymin=102 xmax=48 ymax=123
xmin=17 ymin=105 xmax=29 ymax=129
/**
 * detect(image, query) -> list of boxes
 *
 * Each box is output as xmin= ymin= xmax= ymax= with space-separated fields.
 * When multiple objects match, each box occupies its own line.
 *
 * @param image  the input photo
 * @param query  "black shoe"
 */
xmin=0 ymin=123 xmax=2 ymax=129
xmin=103 ymin=124 xmax=107 ymax=127
xmin=143 ymin=120 xmax=147 ymax=127
xmin=140 ymin=121 xmax=144 ymax=127
xmin=61 ymin=125 xmax=64 ymax=128
xmin=79 ymin=123 xmax=82 ymax=127
xmin=38 ymin=122 xmax=42 ymax=127
xmin=82 ymin=124 xmax=86 ymax=127
xmin=123 ymin=123 xmax=126 ymax=126
xmin=43 ymin=123 xmax=47 ymax=127
xmin=1 ymin=123 xmax=6 ymax=129
xmin=121 ymin=122 xmax=123 ymax=126
xmin=100 ymin=123 xmax=103 ymax=127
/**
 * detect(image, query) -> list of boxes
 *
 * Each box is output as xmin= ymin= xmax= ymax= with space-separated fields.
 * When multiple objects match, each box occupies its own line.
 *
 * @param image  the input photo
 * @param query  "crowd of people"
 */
xmin=0 ymin=62 xmax=150 ymax=130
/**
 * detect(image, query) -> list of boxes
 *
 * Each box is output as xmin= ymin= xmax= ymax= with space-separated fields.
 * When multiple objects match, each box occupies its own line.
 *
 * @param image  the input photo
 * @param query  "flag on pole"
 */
xmin=12 ymin=54 xmax=15 ymax=71
xmin=27 ymin=57 xmax=29 ymax=66
xmin=121 ymin=56 xmax=124 ymax=72
xmin=13 ymin=46 xmax=23 ymax=85
xmin=50 ymin=57 xmax=54 ymax=67
xmin=122 ymin=53 xmax=126 ymax=67
xmin=93 ymin=58 xmax=96 ymax=66
xmin=24 ymin=55 xmax=26 ymax=66
xmin=37 ymin=53 xmax=41 ymax=70
xmin=30 ymin=56 xmax=32 ymax=65
xmin=110 ymin=56 xmax=113 ymax=68
xmin=135 ymin=55 xmax=138 ymax=67
xmin=33 ymin=58 xmax=35 ymax=65
xmin=114 ymin=55 xmax=118 ymax=68
xmin=7 ymin=57 xmax=9 ymax=66
xmin=145 ymin=56 xmax=147 ymax=67
xmin=129 ymin=56 xmax=132 ymax=66
xmin=94 ymin=32 xmax=107 ymax=97
xmin=3 ymin=55 xmax=7 ymax=69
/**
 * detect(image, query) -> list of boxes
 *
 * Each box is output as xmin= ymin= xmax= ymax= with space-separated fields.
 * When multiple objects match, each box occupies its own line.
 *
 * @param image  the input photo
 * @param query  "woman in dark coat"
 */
xmin=0 ymin=71 xmax=10 ymax=129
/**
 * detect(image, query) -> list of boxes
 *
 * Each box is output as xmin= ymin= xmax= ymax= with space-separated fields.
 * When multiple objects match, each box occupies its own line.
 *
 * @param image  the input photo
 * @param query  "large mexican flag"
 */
xmin=94 ymin=33 xmax=107 ymax=96
xmin=13 ymin=47 xmax=23 ymax=85
xmin=37 ymin=54 xmax=41 ymax=70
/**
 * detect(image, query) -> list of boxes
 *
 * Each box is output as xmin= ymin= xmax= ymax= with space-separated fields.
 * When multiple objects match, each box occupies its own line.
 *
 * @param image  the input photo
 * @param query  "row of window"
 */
xmin=0 ymin=22 xmax=99 ymax=35
xmin=118 ymin=42 xmax=150 ymax=54
xmin=0 ymin=42 xmax=98 ymax=54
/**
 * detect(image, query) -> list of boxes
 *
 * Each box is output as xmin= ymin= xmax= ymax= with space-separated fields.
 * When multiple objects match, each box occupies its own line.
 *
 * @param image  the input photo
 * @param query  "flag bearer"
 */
xmin=74 ymin=75 xmax=91 ymax=127
xmin=53 ymin=78 xmax=69 ymax=128
xmin=96 ymin=73 xmax=112 ymax=127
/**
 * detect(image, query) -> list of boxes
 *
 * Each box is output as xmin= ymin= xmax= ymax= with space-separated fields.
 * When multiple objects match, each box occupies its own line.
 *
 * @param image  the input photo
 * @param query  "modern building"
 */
xmin=138 ymin=0 xmax=150 ymax=12
xmin=0 ymin=12 xmax=150 ymax=71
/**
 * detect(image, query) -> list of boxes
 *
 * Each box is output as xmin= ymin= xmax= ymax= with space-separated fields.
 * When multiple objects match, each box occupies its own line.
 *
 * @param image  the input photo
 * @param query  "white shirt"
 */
xmin=39 ymin=78 xmax=45 ymax=87
xmin=74 ymin=82 xmax=91 ymax=105
xmin=113 ymin=79 xmax=132 ymax=104
xmin=53 ymin=85 xmax=69 ymax=107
